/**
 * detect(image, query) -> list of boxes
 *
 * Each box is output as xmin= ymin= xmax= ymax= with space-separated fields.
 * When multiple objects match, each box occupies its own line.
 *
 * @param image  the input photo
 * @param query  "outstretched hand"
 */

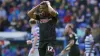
xmin=26 ymin=40 xmax=32 ymax=44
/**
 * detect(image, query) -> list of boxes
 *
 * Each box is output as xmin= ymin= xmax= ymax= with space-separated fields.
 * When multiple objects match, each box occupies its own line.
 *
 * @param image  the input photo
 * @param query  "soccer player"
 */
xmin=84 ymin=28 xmax=95 ymax=56
xmin=58 ymin=24 xmax=80 ymax=56
xmin=27 ymin=19 xmax=39 ymax=56
xmin=27 ymin=1 xmax=58 ymax=56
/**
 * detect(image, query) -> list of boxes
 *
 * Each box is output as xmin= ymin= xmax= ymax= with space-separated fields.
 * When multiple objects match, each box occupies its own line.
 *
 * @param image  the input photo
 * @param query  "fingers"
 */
xmin=31 ymin=49 xmax=34 ymax=53
xmin=26 ymin=40 xmax=32 ymax=44
xmin=40 ymin=1 xmax=50 ymax=5
xmin=40 ymin=1 xmax=46 ymax=4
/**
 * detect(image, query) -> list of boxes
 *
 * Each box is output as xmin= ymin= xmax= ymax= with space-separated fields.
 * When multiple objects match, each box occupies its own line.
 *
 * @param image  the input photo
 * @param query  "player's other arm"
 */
xmin=46 ymin=1 xmax=58 ymax=17
xmin=27 ymin=6 xmax=38 ymax=19
xmin=64 ymin=40 xmax=74 ymax=51
xmin=26 ymin=40 xmax=32 ymax=44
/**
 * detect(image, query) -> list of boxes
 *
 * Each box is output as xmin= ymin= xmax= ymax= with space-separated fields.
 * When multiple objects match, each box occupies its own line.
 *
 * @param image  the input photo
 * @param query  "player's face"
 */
xmin=65 ymin=26 xmax=72 ymax=34
xmin=65 ymin=27 xmax=70 ymax=33
xmin=39 ymin=5 xmax=48 ymax=13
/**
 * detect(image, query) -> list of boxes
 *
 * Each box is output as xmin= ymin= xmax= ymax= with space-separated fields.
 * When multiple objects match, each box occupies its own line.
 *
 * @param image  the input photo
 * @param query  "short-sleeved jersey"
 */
xmin=85 ymin=34 xmax=94 ymax=53
xmin=31 ymin=25 xmax=39 ymax=49
xmin=36 ymin=14 xmax=58 ymax=42
xmin=66 ymin=33 xmax=79 ymax=45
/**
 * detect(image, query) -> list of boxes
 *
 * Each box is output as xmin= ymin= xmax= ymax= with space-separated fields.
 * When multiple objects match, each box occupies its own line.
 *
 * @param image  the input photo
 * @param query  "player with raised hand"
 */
xmin=27 ymin=1 xmax=58 ymax=56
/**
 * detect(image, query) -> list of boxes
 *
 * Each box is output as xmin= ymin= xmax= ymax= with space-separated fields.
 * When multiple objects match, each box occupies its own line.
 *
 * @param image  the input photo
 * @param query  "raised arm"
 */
xmin=27 ymin=2 xmax=44 ymax=19
xmin=46 ymin=1 xmax=58 ymax=17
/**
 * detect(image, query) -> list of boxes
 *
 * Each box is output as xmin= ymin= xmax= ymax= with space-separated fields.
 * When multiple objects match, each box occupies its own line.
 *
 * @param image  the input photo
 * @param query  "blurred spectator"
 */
xmin=71 ymin=6 xmax=77 ymax=13
xmin=80 ymin=4 xmax=86 ymax=15
xmin=15 ymin=19 xmax=23 ymax=31
xmin=58 ymin=5 xmax=65 ymax=19
xmin=67 ymin=0 xmax=76 ymax=6
xmin=16 ymin=47 xmax=21 ymax=56
xmin=54 ymin=0 xmax=62 ymax=9
xmin=8 ymin=6 xmax=20 ymax=22
xmin=20 ymin=47 xmax=28 ymax=56
xmin=76 ymin=10 xmax=85 ymax=27
xmin=25 ymin=1 xmax=32 ymax=11
xmin=32 ymin=0 xmax=40 ymax=6
xmin=10 ymin=17 xmax=17 ymax=27
xmin=93 ymin=6 xmax=100 ymax=23
xmin=0 ymin=18 xmax=4 ymax=31
xmin=57 ymin=5 xmax=65 ymax=28
xmin=18 ymin=11 xmax=26 ymax=19
xmin=0 ymin=6 xmax=7 ymax=18
xmin=23 ymin=19 xmax=31 ymax=32
xmin=3 ymin=46 xmax=12 ymax=56
xmin=85 ymin=8 xmax=91 ymax=24
xmin=79 ymin=0 xmax=87 ymax=5
xmin=64 ymin=10 xmax=72 ymax=23
xmin=3 ymin=18 xmax=10 ymax=29
xmin=70 ymin=13 xmax=77 ymax=24
xmin=18 ymin=2 xmax=26 ymax=11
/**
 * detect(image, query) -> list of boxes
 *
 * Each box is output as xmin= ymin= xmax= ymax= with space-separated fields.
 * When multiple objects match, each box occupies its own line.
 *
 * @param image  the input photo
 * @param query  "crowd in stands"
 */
xmin=0 ymin=0 xmax=100 ymax=56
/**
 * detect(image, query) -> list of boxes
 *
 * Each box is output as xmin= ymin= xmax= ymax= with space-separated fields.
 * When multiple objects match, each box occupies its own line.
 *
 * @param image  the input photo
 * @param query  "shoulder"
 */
xmin=69 ymin=34 xmax=75 ymax=39
xmin=89 ymin=34 xmax=93 ymax=37
xmin=35 ymin=27 xmax=39 ymax=31
xmin=86 ymin=34 xmax=94 ymax=40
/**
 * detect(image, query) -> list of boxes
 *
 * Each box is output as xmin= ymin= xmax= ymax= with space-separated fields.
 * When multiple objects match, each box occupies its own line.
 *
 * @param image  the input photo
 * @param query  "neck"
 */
xmin=68 ymin=30 xmax=74 ymax=34
xmin=31 ymin=24 xmax=36 ymax=27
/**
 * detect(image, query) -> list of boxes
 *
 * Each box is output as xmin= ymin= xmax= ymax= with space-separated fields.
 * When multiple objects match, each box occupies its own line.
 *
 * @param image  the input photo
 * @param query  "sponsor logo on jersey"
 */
xmin=40 ymin=18 xmax=52 ymax=23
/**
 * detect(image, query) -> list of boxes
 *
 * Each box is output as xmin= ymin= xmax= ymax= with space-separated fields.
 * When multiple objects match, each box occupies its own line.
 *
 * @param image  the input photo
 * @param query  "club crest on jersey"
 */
xmin=69 ymin=34 xmax=73 ymax=38
xmin=40 ymin=18 xmax=52 ymax=23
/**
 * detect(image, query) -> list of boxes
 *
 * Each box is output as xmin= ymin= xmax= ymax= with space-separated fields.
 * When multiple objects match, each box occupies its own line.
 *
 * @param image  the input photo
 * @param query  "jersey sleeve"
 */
xmin=89 ymin=35 xmax=94 ymax=42
xmin=52 ymin=14 xmax=58 ymax=23
xmin=69 ymin=34 xmax=75 ymax=40
xmin=32 ymin=28 xmax=39 ymax=37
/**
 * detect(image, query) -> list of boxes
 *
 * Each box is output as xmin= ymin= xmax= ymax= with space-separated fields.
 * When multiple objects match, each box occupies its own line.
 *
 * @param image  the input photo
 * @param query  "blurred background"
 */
xmin=0 ymin=0 xmax=100 ymax=56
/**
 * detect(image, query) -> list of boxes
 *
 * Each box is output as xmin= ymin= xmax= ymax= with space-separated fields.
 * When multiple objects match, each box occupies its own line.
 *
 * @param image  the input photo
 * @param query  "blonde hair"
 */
xmin=29 ymin=19 xmax=36 ymax=24
xmin=65 ymin=23 xmax=74 ymax=29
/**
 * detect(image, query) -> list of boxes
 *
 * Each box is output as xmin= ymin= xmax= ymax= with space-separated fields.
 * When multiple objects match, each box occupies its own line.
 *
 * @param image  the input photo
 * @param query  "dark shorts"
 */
xmin=69 ymin=45 xmax=80 ymax=56
xmin=38 ymin=41 xmax=55 ymax=56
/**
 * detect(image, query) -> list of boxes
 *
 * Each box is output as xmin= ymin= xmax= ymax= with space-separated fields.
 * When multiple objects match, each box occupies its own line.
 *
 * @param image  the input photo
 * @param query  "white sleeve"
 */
xmin=33 ymin=28 xmax=38 ymax=37
xmin=89 ymin=35 xmax=94 ymax=42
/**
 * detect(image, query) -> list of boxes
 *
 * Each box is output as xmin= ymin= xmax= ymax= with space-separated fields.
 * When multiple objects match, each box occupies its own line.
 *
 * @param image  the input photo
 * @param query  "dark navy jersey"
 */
xmin=66 ymin=33 xmax=78 ymax=45
xmin=36 ymin=13 xmax=58 ymax=42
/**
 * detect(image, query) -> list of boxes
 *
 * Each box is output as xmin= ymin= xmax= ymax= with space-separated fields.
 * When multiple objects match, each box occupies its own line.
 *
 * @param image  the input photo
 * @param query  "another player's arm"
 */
xmin=46 ymin=1 xmax=58 ymax=17
xmin=32 ymin=36 xmax=38 ymax=49
xmin=89 ymin=37 xmax=95 ymax=56
xmin=64 ymin=40 xmax=74 ymax=51
xmin=59 ymin=37 xmax=74 ymax=56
